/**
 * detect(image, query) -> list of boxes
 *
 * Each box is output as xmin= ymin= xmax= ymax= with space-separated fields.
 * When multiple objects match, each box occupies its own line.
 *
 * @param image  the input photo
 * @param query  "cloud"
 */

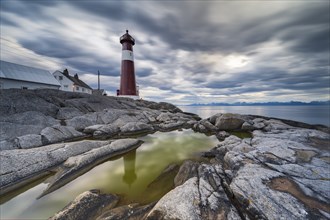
xmin=0 ymin=0 xmax=329 ymax=104
xmin=19 ymin=37 xmax=88 ymax=59
xmin=136 ymin=68 xmax=154 ymax=78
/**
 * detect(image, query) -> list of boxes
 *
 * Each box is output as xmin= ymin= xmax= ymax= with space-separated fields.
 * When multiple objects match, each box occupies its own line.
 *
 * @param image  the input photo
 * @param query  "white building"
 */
xmin=0 ymin=60 xmax=61 ymax=90
xmin=53 ymin=69 xmax=92 ymax=94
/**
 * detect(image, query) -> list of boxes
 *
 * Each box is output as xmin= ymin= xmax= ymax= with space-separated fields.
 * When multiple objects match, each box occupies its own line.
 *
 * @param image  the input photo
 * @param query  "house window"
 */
xmin=59 ymin=76 xmax=63 ymax=80
xmin=22 ymin=87 xmax=28 ymax=90
xmin=82 ymin=88 xmax=85 ymax=92
xmin=76 ymin=86 xmax=79 ymax=91
xmin=64 ymin=85 xmax=68 ymax=88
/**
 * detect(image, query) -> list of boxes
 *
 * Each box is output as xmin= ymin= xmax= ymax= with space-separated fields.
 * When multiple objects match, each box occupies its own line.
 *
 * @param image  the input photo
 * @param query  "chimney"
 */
xmin=74 ymin=74 xmax=79 ymax=79
xmin=63 ymin=69 xmax=69 ymax=76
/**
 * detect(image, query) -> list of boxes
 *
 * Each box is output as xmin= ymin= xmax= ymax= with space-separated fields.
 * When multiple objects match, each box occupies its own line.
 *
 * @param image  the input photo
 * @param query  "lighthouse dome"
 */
xmin=120 ymin=30 xmax=135 ymax=45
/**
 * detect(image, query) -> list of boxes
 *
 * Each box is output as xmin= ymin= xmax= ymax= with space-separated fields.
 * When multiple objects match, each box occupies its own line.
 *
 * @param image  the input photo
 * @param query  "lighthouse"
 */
xmin=118 ymin=30 xmax=138 ymax=97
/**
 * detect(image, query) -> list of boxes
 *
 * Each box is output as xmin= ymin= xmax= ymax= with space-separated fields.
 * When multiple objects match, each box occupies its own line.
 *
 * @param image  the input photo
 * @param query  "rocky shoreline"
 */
xmin=1 ymin=89 xmax=329 ymax=219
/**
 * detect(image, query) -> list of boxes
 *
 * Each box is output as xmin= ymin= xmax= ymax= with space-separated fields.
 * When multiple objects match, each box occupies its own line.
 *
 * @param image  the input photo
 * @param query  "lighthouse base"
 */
xmin=117 ymin=95 xmax=140 ymax=100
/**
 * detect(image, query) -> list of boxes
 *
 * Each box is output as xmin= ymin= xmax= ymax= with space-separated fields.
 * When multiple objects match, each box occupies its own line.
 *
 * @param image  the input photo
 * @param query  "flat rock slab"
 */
xmin=147 ymin=163 xmax=241 ymax=220
xmin=39 ymin=139 xmax=144 ymax=197
xmin=97 ymin=203 xmax=156 ymax=220
xmin=120 ymin=122 xmax=154 ymax=136
xmin=210 ymin=117 xmax=330 ymax=219
xmin=0 ymin=140 xmax=110 ymax=194
xmin=41 ymin=125 xmax=85 ymax=145
xmin=50 ymin=190 xmax=119 ymax=220
xmin=147 ymin=177 xmax=201 ymax=220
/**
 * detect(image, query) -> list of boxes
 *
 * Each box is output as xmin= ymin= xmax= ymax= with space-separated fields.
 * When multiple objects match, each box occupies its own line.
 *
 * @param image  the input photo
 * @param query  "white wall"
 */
xmin=53 ymin=71 xmax=74 ymax=92
xmin=0 ymin=78 xmax=60 ymax=90
xmin=53 ymin=71 xmax=93 ymax=94
xmin=73 ymin=85 xmax=92 ymax=94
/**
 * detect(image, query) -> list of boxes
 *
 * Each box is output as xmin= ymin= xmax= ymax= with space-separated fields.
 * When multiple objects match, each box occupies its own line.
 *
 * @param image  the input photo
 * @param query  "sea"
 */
xmin=180 ymin=105 xmax=330 ymax=127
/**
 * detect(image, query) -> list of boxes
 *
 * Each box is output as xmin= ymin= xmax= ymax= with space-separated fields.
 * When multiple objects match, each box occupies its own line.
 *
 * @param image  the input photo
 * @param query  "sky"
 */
xmin=0 ymin=0 xmax=329 ymax=105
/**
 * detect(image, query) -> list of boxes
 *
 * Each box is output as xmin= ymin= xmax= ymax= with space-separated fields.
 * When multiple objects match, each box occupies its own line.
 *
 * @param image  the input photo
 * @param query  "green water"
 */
xmin=0 ymin=130 xmax=218 ymax=219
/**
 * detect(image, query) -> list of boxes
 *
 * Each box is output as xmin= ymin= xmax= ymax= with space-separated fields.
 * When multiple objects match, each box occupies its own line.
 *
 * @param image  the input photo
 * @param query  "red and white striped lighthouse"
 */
xmin=118 ymin=30 xmax=138 ymax=97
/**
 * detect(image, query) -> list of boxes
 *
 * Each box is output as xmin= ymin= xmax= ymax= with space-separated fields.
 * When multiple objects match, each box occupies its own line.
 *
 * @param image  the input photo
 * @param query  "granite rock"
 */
xmin=50 ymin=190 xmax=119 ymax=220
xmin=0 ymin=140 xmax=110 ymax=193
xmin=56 ymin=107 xmax=84 ymax=120
xmin=41 ymin=125 xmax=85 ymax=144
xmin=120 ymin=122 xmax=154 ymax=136
xmin=14 ymin=134 xmax=43 ymax=149
xmin=0 ymin=111 xmax=59 ymax=141
xmin=215 ymin=114 xmax=246 ymax=131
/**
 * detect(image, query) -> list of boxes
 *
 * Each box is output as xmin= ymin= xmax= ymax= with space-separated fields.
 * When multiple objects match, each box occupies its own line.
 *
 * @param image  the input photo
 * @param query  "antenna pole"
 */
xmin=98 ymin=70 xmax=100 ymax=90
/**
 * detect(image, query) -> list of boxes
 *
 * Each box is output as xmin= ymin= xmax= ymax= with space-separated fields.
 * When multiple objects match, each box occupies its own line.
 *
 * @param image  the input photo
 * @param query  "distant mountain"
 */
xmin=187 ymin=101 xmax=330 ymax=106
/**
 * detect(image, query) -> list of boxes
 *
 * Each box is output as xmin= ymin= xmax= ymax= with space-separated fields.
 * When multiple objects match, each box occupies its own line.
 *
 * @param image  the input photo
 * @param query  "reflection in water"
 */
xmin=122 ymin=149 xmax=137 ymax=187
xmin=0 ymin=130 xmax=218 ymax=219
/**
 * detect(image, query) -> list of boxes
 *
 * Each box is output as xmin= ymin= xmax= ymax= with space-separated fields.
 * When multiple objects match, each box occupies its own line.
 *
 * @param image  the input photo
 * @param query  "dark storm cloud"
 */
xmin=65 ymin=1 xmax=222 ymax=52
xmin=19 ymin=37 xmax=88 ymax=59
xmin=18 ymin=33 xmax=121 ymax=76
xmin=20 ymin=40 xmax=121 ymax=77
xmin=0 ymin=16 xmax=19 ymax=27
xmin=136 ymin=53 xmax=167 ymax=64
xmin=282 ymin=26 xmax=329 ymax=53
xmin=158 ymin=85 xmax=172 ymax=91
xmin=2 ymin=0 xmax=328 ymax=56
xmin=66 ymin=1 xmax=127 ymax=22
xmin=205 ymin=80 xmax=243 ymax=89
xmin=222 ymin=4 xmax=329 ymax=55
xmin=275 ymin=3 xmax=329 ymax=54
xmin=1 ymin=0 xmax=329 ymax=103
xmin=63 ymin=0 xmax=329 ymax=58
xmin=182 ymin=3 xmax=329 ymax=56
xmin=68 ymin=59 xmax=120 ymax=77
xmin=273 ymin=71 xmax=330 ymax=90
xmin=136 ymin=68 xmax=154 ymax=78
xmin=0 ymin=0 xmax=58 ymax=21
xmin=314 ymin=59 xmax=330 ymax=68
xmin=88 ymin=82 xmax=118 ymax=94
xmin=183 ymin=63 xmax=211 ymax=79
xmin=204 ymin=66 xmax=329 ymax=97
xmin=136 ymin=76 xmax=188 ymax=95
xmin=4 ymin=0 xmax=328 ymax=56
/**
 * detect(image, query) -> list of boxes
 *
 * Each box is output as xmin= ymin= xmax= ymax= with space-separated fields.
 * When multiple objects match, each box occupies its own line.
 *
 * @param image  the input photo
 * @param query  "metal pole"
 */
xmin=98 ymin=70 xmax=100 ymax=90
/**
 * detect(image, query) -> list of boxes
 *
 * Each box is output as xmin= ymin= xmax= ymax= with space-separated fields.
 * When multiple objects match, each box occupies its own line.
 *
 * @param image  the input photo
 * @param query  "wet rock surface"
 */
xmin=97 ymin=202 xmax=156 ymax=220
xmin=203 ymin=116 xmax=330 ymax=220
xmin=39 ymin=139 xmax=144 ymax=197
xmin=0 ymin=140 xmax=110 ymax=194
xmin=50 ymin=190 xmax=119 ymax=220
xmin=1 ymin=89 xmax=329 ymax=220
